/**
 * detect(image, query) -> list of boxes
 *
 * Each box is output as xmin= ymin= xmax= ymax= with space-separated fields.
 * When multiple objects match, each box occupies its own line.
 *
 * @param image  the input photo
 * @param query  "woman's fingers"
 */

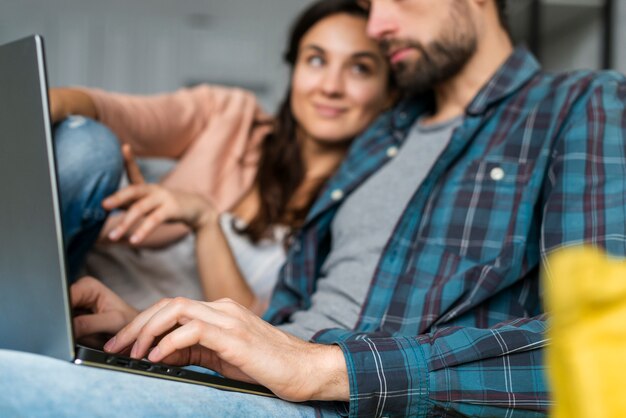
xmin=122 ymin=144 xmax=145 ymax=185
xmin=104 ymin=183 xmax=213 ymax=237
xmin=128 ymin=208 xmax=168 ymax=244
xmin=102 ymin=184 xmax=149 ymax=211
xmin=107 ymin=189 xmax=164 ymax=241
xmin=104 ymin=185 xmax=184 ymax=242
xmin=115 ymin=194 xmax=163 ymax=242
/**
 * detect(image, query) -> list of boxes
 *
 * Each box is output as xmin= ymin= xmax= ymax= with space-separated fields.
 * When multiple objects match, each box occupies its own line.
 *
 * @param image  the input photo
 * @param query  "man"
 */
xmin=2 ymin=0 xmax=625 ymax=417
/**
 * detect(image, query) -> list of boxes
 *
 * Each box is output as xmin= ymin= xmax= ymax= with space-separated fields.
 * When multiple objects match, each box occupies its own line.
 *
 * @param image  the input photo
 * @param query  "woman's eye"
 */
xmin=307 ymin=55 xmax=324 ymax=67
xmin=352 ymin=63 xmax=372 ymax=75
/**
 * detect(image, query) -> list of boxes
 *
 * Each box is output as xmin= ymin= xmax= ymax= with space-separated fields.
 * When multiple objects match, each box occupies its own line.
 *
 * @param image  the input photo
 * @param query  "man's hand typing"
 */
xmin=103 ymin=297 xmax=350 ymax=402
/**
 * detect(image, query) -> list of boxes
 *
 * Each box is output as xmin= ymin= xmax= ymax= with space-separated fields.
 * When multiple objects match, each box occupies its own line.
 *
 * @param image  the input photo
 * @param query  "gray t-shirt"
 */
xmin=278 ymin=116 xmax=463 ymax=340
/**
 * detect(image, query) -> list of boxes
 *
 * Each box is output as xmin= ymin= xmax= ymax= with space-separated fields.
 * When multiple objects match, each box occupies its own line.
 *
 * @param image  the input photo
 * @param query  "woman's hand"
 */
xmin=71 ymin=277 xmax=139 ymax=339
xmin=103 ymin=297 xmax=349 ymax=402
xmin=120 ymin=143 xmax=146 ymax=186
xmin=103 ymin=184 xmax=217 ymax=244
xmin=103 ymin=145 xmax=217 ymax=244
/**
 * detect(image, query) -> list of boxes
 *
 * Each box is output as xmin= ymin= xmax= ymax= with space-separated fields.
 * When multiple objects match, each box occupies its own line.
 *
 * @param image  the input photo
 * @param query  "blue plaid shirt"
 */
xmin=264 ymin=48 xmax=626 ymax=417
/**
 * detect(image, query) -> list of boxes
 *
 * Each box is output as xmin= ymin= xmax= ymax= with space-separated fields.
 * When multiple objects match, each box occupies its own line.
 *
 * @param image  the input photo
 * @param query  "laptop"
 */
xmin=0 ymin=35 xmax=273 ymax=398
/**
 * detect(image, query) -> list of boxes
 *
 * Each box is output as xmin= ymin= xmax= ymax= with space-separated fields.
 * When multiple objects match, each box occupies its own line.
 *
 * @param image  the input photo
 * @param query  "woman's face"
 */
xmin=291 ymin=13 xmax=392 ymax=146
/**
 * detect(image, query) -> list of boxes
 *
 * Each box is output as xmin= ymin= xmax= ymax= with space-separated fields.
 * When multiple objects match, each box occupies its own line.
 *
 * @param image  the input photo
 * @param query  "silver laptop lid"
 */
xmin=0 ymin=35 xmax=75 ymax=361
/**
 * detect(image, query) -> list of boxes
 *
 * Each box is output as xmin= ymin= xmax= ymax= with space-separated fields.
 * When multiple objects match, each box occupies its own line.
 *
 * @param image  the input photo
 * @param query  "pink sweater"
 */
xmin=82 ymin=85 xmax=273 ymax=245
xmin=85 ymin=85 xmax=272 ymax=210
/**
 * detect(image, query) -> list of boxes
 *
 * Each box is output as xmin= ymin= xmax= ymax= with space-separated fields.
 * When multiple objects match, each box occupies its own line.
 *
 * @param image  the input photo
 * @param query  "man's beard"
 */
xmin=381 ymin=8 xmax=478 ymax=96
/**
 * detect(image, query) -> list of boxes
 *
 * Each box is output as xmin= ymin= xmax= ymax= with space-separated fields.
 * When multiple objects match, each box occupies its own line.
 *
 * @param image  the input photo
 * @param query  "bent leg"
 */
xmin=0 ymin=350 xmax=316 ymax=417
xmin=54 ymin=116 xmax=124 ymax=281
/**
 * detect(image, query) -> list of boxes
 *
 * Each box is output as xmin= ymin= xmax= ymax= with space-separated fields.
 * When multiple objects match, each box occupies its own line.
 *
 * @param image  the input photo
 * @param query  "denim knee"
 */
xmin=54 ymin=117 xmax=125 ymax=280
xmin=54 ymin=116 xmax=124 ymax=201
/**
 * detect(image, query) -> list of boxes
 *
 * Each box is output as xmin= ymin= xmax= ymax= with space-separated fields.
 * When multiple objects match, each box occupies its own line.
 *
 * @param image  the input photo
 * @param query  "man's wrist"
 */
xmin=308 ymin=344 xmax=350 ymax=401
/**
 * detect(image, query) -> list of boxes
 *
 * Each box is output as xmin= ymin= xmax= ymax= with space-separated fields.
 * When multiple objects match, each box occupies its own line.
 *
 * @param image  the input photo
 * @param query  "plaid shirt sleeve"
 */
xmin=330 ymin=76 xmax=626 ymax=418
xmin=335 ymin=316 xmax=549 ymax=417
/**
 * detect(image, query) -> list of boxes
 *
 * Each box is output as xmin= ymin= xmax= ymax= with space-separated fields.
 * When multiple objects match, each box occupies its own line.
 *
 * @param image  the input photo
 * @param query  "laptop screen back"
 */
xmin=0 ymin=35 xmax=75 ymax=361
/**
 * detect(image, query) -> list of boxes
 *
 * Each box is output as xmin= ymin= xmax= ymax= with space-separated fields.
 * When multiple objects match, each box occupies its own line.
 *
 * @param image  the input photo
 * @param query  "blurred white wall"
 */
xmin=1 ymin=0 xmax=623 ymax=112
xmin=541 ymin=2 xmax=604 ymax=72
xmin=0 ymin=0 xmax=311 ymax=111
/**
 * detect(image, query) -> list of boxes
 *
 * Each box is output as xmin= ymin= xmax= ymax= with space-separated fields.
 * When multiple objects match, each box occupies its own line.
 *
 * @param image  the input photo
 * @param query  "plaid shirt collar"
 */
xmin=389 ymin=47 xmax=542 ymax=124
xmin=466 ymin=47 xmax=541 ymax=116
xmin=305 ymin=47 xmax=541 ymax=226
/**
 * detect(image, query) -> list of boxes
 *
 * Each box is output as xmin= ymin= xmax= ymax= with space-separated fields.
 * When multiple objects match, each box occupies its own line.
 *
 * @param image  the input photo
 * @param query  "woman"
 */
xmin=51 ymin=0 xmax=395 ymax=314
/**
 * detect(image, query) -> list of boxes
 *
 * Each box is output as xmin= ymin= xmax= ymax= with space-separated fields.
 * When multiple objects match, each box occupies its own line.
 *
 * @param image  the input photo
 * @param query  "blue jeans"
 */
xmin=54 ymin=117 xmax=124 ymax=281
xmin=0 ymin=350 xmax=317 ymax=417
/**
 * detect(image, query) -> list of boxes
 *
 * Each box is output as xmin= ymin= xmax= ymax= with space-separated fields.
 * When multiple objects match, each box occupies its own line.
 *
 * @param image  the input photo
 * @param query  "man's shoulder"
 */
xmin=530 ymin=70 xmax=626 ymax=149
xmin=507 ymin=69 xmax=626 ymax=128
xmin=533 ymin=68 xmax=625 ymax=100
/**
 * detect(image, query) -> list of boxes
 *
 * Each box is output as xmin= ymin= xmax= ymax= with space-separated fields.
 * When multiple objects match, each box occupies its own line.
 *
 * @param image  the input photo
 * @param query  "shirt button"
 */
xmin=386 ymin=146 xmax=399 ymax=158
xmin=490 ymin=167 xmax=505 ymax=181
xmin=330 ymin=189 xmax=344 ymax=201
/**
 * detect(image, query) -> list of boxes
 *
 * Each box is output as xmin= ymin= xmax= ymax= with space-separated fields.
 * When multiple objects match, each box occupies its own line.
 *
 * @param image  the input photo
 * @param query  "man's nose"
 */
xmin=367 ymin=1 xmax=397 ymax=41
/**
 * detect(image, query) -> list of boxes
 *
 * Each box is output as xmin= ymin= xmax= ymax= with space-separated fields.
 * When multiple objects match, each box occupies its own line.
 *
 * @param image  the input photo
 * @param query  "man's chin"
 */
xmin=395 ymin=72 xmax=436 ymax=96
xmin=393 ymin=64 xmax=424 ymax=89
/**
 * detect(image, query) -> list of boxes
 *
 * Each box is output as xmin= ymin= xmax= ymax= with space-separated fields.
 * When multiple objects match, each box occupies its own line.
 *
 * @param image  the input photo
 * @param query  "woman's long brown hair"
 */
xmin=240 ymin=0 xmax=372 ymax=243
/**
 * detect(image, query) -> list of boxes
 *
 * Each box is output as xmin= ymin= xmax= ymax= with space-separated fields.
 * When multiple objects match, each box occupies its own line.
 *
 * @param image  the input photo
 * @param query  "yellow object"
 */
xmin=545 ymin=246 xmax=626 ymax=418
